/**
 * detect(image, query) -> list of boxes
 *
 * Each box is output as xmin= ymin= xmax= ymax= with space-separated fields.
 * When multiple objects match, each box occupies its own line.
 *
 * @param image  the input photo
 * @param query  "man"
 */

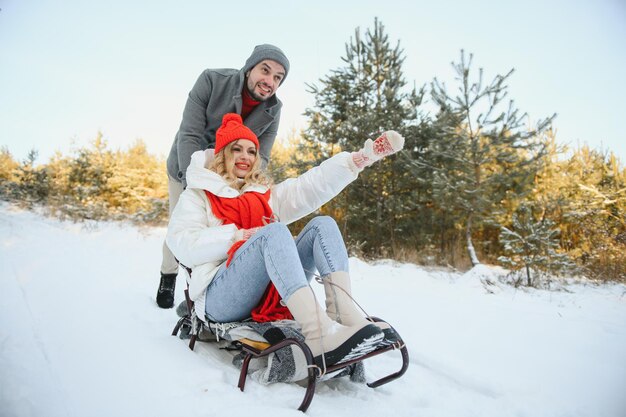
xmin=157 ymin=44 xmax=290 ymax=308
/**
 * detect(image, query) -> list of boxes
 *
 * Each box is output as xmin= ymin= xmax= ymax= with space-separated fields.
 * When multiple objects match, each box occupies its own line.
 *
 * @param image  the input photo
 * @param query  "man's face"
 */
xmin=245 ymin=59 xmax=285 ymax=102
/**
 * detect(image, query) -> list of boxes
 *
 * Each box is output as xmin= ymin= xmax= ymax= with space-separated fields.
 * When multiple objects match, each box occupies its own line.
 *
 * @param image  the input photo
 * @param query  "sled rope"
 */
xmin=309 ymin=285 xmax=328 ymax=378
xmin=307 ymin=270 xmax=373 ymax=320
xmin=309 ymin=269 xmax=406 ymax=350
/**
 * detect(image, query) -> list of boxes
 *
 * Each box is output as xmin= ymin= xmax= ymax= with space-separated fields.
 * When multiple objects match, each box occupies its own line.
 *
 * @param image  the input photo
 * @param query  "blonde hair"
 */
xmin=207 ymin=141 xmax=272 ymax=189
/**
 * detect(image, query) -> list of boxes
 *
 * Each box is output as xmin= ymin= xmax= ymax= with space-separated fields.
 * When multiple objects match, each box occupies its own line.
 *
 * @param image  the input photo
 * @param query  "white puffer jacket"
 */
xmin=166 ymin=149 xmax=361 ymax=320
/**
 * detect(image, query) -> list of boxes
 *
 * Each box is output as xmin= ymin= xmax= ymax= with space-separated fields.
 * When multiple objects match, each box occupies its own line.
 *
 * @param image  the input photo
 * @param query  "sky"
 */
xmin=1 ymin=0 xmax=625 ymax=164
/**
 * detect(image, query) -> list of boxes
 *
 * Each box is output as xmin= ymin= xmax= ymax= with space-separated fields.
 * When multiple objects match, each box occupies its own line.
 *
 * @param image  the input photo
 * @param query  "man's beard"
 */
xmin=246 ymin=80 xmax=271 ymax=102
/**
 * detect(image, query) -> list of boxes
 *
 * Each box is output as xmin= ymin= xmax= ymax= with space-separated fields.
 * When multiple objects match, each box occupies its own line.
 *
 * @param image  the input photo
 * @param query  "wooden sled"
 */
xmin=171 ymin=288 xmax=409 ymax=412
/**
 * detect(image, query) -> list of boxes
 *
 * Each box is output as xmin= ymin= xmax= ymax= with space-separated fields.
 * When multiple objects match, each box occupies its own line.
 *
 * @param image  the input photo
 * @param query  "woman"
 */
xmin=167 ymin=113 xmax=403 ymax=368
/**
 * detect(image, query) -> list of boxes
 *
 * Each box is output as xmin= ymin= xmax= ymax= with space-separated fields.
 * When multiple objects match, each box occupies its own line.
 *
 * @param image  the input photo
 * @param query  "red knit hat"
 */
xmin=214 ymin=113 xmax=259 ymax=154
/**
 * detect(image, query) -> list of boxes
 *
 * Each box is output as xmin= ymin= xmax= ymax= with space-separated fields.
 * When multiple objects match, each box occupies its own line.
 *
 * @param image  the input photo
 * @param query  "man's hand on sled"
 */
xmin=351 ymin=131 xmax=405 ymax=170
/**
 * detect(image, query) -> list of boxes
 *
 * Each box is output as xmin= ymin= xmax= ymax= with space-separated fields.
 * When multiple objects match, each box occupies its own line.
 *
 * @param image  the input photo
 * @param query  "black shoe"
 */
xmin=156 ymin=273 xmax=177 ymax=308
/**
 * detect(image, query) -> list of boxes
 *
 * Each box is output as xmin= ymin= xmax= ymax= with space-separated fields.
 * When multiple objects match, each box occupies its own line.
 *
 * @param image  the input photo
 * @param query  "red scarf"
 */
xmin=205 ymin=190 xmax=293 ymax=322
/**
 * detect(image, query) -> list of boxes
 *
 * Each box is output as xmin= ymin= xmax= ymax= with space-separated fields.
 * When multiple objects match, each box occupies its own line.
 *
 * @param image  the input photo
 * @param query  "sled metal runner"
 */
xmin=171 ymin=289 xmax=409 ymax=413
xmin=236 ymin=323 xmax=409 ymax=412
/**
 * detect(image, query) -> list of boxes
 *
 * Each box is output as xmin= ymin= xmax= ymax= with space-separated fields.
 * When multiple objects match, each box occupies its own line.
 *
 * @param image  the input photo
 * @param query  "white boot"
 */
xmin=324 ymin=271 xmax=399 ymax=345
xmin=286 ymin=286 xmax=383 ymax=367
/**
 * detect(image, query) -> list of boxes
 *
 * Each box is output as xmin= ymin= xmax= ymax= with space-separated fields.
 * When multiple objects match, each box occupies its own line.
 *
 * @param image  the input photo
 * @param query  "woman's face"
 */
xmin=226 ymin=139 xmax=258 ymax=178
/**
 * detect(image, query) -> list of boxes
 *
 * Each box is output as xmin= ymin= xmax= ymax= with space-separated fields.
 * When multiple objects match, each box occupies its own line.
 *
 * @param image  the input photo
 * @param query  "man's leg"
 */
xmin=156 ymin=175 xmax=184 ymax=308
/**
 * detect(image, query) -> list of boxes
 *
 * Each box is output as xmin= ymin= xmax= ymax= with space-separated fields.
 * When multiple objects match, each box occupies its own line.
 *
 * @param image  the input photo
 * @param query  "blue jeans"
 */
xmin=204 ymin=216 xmax=349 ymax=323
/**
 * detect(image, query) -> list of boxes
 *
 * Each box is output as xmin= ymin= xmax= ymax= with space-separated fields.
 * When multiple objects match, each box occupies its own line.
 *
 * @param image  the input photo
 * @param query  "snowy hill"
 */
xmin=1 ymin=203 xmax=625 ymax=417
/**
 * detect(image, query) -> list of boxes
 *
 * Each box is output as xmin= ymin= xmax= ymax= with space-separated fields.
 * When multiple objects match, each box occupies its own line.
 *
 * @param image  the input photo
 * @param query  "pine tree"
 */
xmin=300 ymin=18 xmax=423 ymax=256
xmin=498 ymin=204 xmax=575 ymax=286
xmin=53 ymin=133 xmax=115 ymax=219
xmin=106 ymin=139 xmax=168 ymax=223
xmin=44 ymin=134 xmax=170 ymax=223
xmin=10 ymin=150 xmax=50 ymax=206
xmin=0 ymin=147 xmax=19 ymax=199
xmin=427 ymin=50 xmax=555 ymax=266
xmin=559 ymin=147 xmax=626 ymax=281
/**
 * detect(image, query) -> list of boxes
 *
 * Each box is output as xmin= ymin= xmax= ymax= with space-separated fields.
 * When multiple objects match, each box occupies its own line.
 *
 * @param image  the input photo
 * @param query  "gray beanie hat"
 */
xmin=242 ymin=44 xmax=290 ymax=84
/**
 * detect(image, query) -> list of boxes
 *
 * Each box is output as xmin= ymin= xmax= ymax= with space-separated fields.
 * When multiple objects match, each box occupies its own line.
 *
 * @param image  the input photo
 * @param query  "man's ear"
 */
xmin=245 ymin=70 xmax=250 ymax=78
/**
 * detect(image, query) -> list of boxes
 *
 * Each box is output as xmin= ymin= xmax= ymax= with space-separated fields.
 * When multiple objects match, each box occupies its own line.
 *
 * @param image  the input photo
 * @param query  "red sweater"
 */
xmin=241 ymin=87 xmax=261 ymax=120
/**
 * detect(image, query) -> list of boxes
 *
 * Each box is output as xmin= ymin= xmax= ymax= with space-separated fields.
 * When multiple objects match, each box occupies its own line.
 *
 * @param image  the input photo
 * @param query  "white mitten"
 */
xmin=351 ymin=131 xmax=405 ymax=169
xmin=234 ymin=226 xmax=261 ymax=242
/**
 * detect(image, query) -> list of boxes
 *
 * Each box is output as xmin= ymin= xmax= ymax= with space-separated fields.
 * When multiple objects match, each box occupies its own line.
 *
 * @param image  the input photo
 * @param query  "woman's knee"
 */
xmin=260 ymin=222 xmax=294 ymax=243
xmin=309 ymin=216 xmax=340 ymax=234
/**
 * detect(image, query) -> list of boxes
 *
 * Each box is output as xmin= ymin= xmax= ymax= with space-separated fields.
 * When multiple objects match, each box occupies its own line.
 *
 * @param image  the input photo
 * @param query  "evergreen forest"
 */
xmin=2 ymin=19 xmax=624 ymax=284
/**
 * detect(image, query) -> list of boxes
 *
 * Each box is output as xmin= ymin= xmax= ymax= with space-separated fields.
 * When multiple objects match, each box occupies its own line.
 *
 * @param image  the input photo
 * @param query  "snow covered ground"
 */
xmin=1 ymin=202 xmax=625 ymax=417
